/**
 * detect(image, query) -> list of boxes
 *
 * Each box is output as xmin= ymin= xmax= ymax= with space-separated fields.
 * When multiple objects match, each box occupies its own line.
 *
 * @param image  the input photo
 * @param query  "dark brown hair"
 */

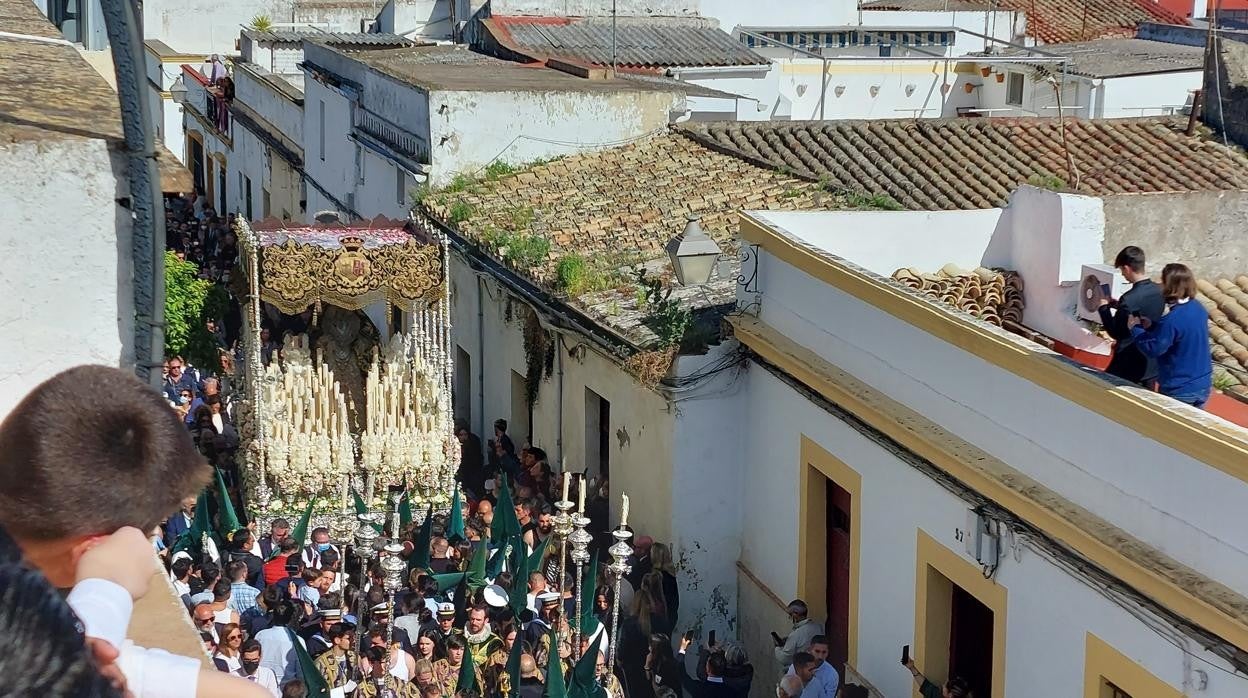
xmin=1161 ymin=263 xmax=1197 ymax=302
xmin=0 ymin=365 xmax=210 ymax=540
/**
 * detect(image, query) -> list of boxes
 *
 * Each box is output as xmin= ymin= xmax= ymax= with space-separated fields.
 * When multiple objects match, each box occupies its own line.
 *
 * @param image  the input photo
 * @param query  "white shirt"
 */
xmin=236 ymin=666 xmax=281 ymax=697
xmin=255 ymin=626 xmax=306 ymax=684
xmin=67 ymin=578 xmax=201 ymax=698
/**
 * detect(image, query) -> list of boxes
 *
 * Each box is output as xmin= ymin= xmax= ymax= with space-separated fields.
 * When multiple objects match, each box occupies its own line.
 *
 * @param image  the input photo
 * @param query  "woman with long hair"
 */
xmin=640 ymin=572 xmax=672 ymax=635
xmin=214 ymin=622 xmax=244 ymax=673
xmin=414 ymin=629 xmax=444 ymax=663
xmin=645 ymin=633 xmax=682 ymax=698
xmin=650 ymin=543 xmax=679 ymax=626
xmin=1129 ymin=263 xmax=1213 ymax=408
xmin=620 ymin=587 xmax=660 ymax=698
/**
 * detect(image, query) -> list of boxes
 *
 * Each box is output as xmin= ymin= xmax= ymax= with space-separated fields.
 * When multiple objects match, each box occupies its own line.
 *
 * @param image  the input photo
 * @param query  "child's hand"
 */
xmin=76 ymin=527 xmax=156 ymax=600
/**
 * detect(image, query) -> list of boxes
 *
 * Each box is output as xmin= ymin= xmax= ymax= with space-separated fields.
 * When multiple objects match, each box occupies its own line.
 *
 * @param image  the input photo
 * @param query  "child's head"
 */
xmin=0 ymin=365 xmax=209 ymax=585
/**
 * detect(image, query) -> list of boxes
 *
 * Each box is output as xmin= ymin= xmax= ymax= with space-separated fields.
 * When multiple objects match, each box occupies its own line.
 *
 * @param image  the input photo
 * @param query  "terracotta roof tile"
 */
xmin=859 ymin=0 xmax=1188 ymax=43
xmin=678 ymin=119 xmax=1248 ymax=210
xmin=1199 ymin=277 xmax=1248 ymax=400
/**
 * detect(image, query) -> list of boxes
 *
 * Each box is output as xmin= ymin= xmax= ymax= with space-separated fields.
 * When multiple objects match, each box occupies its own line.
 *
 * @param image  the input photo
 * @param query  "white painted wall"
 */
xmin=684 ymin=59 xmax=980 ymax=121
xmin=747 ymin=208 xmax=1248 ymax=597
xmin=736 ymin=362 xmax=1242 ymax=698
xmin=977 ymin=64 xmax=1200 ymax=119
xmin=858 ymin=10 xmax=1025 ymax=55
xmin=669 ymin=344 xmax=746 ymax=638
xmin=0 ymin=139 xmax=134 ymax=417
xmin=427 ymin=89 xmax=682 ymax=186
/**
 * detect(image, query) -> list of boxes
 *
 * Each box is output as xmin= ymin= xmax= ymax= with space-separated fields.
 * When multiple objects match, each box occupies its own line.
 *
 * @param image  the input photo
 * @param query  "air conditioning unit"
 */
xmin=1076 ymin=263 xmax=1130 ymax=323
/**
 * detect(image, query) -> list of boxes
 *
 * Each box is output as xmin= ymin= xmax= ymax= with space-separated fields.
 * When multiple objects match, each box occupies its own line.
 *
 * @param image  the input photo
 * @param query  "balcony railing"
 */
xmin=353 ymin=107 xmax=428 ymax=164
xmin=205 ymin=89 xmax=232 ymax=138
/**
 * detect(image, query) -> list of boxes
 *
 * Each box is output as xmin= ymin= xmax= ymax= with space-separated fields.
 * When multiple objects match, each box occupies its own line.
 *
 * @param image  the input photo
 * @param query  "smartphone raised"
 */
xmin=1099 ymin=282 xmax=1111 ymax=298
xmin=770 ymin=631 xmax=784 ymax=647
xmin=708 ymin=630 xmax=717 ymax=647
xmin=901 ymin=645 xmax=910 ymax=666
xmin=683 ymin=629 xmax=697 ymax=644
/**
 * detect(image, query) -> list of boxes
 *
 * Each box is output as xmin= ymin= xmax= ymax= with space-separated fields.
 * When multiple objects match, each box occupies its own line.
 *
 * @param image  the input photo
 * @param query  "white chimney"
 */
xmin=1193 ymin=0 xmax=1208 ymax=20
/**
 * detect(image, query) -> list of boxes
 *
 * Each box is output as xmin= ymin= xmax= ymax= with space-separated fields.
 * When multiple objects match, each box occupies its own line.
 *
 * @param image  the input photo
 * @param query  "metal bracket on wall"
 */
xmin=736 ymin=244 xmax=761 ymax=294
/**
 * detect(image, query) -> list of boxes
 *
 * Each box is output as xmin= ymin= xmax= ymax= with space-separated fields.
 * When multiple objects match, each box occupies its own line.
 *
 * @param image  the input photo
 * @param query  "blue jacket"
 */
xmin=1130 ymin=300 xmax=1212 ymax=402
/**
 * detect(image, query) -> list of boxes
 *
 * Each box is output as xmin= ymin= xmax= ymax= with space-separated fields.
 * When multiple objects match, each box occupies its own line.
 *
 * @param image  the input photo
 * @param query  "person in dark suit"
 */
xmin=680 ymin=648 xmax=735 ymax=698
xmin=258 ymin=518 xmax=291 ymax=560
xmin=163 ymin=496 xmax=197 ymax=548
xmin=1098 ymin=246 xmax=1165 ymax=385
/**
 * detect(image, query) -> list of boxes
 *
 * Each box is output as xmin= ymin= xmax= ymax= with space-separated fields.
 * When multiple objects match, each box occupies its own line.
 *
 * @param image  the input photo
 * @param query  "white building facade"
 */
xmin=725 ymin=200 xmax=1248 ymax=698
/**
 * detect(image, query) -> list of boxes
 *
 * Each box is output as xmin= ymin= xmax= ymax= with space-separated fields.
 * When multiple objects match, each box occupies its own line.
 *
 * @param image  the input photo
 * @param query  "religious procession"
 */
xmin=146 ymin=198 xmax=768 ymax=698
xmin=0 ymin=197 xmax=860 ymax=698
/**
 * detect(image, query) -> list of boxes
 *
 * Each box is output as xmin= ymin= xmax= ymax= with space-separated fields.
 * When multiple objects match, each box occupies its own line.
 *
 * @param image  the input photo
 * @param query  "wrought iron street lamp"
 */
xmin=666 ymin=215 xmax=721 ymax=286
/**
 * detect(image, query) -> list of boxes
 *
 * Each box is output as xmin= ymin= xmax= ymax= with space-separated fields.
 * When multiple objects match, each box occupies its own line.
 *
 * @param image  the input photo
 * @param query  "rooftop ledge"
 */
xmin=738 ymin=211 xmax=1248 ymax=483
xmin=128 ymin=572 xmax=212 ymax=667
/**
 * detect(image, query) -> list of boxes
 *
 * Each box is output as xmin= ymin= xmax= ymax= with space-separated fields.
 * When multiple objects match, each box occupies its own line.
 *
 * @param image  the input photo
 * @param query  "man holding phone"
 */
xmin=1097 ymin=246 xmax=1165 ymax=385
xmin=772 ymin=600 xmax=822 ymax=668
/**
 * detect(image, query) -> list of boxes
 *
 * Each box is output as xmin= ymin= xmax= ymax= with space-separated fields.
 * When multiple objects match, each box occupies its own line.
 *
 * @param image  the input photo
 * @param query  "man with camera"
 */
xmin=772 ymin=599 xmax=822 ymax=668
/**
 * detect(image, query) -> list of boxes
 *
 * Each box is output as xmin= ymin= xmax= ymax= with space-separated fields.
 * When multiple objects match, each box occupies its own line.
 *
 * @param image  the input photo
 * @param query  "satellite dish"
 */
xmin=1080 ymin=274 xmax=1107 ymax=312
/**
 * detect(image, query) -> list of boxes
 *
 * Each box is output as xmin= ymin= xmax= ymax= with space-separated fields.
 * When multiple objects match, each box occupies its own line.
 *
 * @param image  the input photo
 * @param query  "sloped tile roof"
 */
xmin=678 ymin=119 xmax=1248 ymax=211
xmin=982 ymin=38 xmax=1203 ymax=78
xmin=240 ymin=29 xmax=415 ymax=47
xmin=424 ymin=134 xmax=823 ymax=282
xmin=859 ymin=0 xmax=1189 ymax=43
xmin=481 ymin=15 xmax=769 ymax=69
xmin=1199 ymin=277 xmax=1248 ymax=400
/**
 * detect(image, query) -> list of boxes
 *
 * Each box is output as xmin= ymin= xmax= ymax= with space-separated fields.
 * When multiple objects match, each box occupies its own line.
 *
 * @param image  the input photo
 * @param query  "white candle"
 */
xmin=561 ymin=471 xmax=570 ymax=503
xmin=620 ymin=493 xmax=629 ymax=528
xmin=577 ymin=476 xmax=586 ymax=512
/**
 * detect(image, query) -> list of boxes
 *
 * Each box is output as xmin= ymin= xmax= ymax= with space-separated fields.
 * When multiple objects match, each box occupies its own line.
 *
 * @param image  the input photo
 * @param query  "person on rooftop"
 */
xmin=1098 ymin=245 xmax=1165 ymax=386
xmin=1129 ymin=263 xmax=1213 ymax=409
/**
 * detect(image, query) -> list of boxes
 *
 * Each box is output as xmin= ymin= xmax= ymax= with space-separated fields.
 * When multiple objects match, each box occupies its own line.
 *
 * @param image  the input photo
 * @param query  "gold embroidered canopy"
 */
xmin=236 ymin=216 xmax=445 ymax=314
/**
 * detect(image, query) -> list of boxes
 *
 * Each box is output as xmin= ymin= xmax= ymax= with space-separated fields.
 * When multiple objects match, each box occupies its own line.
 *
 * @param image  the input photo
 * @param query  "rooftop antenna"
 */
xmin=611 ymin=0 xmax=617 ymax=74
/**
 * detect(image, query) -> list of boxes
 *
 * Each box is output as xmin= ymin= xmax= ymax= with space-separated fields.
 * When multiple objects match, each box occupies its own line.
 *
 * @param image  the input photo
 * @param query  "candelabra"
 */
xmin=387 ymin=487 xmax=403 ymax=540
xmin=552 ymin=498 xmax=575 ymax=594
xmin=605 ymin=527 xmax=633 ymax=676
xmin=568 ymin=512 xmax=593 ymax=660
xmin=352 ymin=513 xmax=381 ymax=652
xmin=380 ymin=541 xmax=406 ymax=651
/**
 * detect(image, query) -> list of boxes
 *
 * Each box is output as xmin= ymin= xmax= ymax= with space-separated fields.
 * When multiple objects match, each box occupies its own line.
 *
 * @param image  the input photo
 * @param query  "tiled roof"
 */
xmin=420 ymin=133 xmax=826 ymax=345
xmin=678 ymin=119 xmax=1248 ymax=211
xmin=480 ymin=15 xmax=769 ymax=69
xmin=0 ymin=0 xmax=190 ymax=192
xmin=1198 ymin=277 xmax=1248 ymax=401
xmin=982 ymin=38 xmax=1203 ymax=78
xmin=240 ymin=29 xmax=415 ymax=47
xmin=859 ymin=0 xmax=1189 ymax=43
xmin=891 ymin=265 xmax=1025 ymax=327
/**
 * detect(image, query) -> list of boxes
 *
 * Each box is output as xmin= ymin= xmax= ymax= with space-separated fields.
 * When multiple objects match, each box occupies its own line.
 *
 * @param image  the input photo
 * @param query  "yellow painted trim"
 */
xmin=738 ymin=213 xmax=1248 ymax=489
xmin=1083 ymin=633 xmax=1182 ymax=698
xmin=796 ymin=436 xmax=862 ymax=667
xmin=914 ymin=530 xmax=1007 ymax=698
xmin=729 ymin=313 xmax=1248 ymax=653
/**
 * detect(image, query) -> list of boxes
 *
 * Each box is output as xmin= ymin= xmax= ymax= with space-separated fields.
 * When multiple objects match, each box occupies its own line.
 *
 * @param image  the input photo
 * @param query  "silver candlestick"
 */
xmin=353 ymin=513 xmax=381 ymax=652
xmin=605 ymin=527 xmax=632 ymax=677
xmin=552 ymin=498 xmax=575 ymax=595
xmin=380 ymin=541 xmax=406 ymax=650
xmin=387 ymin=488 xmax=403 ymax=540
xmin=568 ymin=512 xmax=593 ymax=660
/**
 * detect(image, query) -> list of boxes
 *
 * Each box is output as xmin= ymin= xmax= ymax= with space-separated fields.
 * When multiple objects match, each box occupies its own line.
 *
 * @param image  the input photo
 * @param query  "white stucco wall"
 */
xmin=0 ymin=139 xmax=134 ymax=417
xmin=747 ymin=209 xmax=1248 ymax=596
xmin=689 ymin=59 xmax=980 ymax=121
xmin=858 ymin=10 xmax=1024 ymax=55
xmin=977 ymin=66 xmax=1199 ymax=119
xmin=427 ymin=89 xmax=682 ymax=186
xmin=736 ymin=363 xmax=1241 ymax=698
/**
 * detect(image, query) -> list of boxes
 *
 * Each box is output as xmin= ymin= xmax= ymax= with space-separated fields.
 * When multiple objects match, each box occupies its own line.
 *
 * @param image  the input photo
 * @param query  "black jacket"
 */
xmin=681 ymin=671 xmax=737 ymax=698
xmin=1099 ymin=279 xmax=1165 ymax=384
xmin=518 ymin=677 xmax=545 ymax=698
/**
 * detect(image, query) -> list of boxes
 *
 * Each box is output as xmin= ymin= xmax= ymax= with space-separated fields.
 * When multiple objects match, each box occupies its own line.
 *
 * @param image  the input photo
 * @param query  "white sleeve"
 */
xmin=66 ymin=578 xmax=133 ymax=650
xmin=116 ymin=642 xmax=201 ymax=698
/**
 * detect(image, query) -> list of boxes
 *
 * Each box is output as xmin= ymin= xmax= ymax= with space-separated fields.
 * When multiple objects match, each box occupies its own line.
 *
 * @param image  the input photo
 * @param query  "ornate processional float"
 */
xmin=233 ymin=215 xmax=459 ymax=538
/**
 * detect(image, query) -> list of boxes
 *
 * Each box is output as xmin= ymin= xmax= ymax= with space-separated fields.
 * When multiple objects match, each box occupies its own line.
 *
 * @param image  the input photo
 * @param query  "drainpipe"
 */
xmin=101 ymin=0 xmax=166 ymax=389
xmin=476 ymin=274 xmax=486 ymax=439
xmin=555 ymin=335 xmax=565 ymax=469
